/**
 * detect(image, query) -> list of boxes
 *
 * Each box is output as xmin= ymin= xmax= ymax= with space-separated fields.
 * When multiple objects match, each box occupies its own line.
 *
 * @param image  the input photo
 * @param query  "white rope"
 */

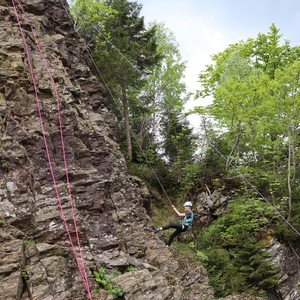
xmin=58 ymin=0 xmax=174 ymax=205
xmin=201 ymin=120 xmax=300 ymax=237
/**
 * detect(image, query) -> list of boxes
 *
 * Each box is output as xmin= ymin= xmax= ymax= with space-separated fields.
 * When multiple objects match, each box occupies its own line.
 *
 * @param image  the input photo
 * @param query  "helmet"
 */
xmin=183 ymin=201 xmax=193 ymax=207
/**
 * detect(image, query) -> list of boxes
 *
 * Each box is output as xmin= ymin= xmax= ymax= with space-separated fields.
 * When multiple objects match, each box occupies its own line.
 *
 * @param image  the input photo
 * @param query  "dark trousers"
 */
xmin=162 ymin=223 xmax=188 ymax=246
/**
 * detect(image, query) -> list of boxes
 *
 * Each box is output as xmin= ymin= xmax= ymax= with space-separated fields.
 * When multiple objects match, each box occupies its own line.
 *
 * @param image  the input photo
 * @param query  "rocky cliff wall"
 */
xmin=0 ymin=0 xmax=214 ymax=299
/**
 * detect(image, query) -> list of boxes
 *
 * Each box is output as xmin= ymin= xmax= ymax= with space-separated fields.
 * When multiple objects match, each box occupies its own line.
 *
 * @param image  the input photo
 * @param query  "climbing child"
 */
xmin=153 ymin=201 xmax=194 ymax=246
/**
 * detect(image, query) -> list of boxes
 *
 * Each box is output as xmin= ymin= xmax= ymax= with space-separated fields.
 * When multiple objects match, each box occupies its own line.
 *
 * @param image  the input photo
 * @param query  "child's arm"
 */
xmin=171 ymin=205 xmax=185 ymax=217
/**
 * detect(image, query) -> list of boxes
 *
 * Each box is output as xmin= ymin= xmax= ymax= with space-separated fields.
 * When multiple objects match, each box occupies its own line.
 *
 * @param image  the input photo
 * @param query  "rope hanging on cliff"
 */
xmin=58 ymin=0 xmax=174 ymax=206
xmin=11 ymin=1 xmax=92 ymax=298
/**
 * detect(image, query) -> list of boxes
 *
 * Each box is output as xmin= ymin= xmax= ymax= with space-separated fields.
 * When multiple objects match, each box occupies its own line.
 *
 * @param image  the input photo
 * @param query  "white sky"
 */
xmin=138 ymin=0 xmax=300 ymax=128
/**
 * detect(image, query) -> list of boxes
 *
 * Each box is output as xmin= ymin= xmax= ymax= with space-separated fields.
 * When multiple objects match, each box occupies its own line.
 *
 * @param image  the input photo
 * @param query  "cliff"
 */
xmin=0 ymin=0 xmax=214 ymax=299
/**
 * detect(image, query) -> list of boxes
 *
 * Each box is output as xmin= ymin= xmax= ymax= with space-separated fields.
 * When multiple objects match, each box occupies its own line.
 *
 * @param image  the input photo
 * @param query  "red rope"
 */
xmin=15 ymin=0 xmax=91 ymax=293
xmin=11 ymin=1 xmax=92 ymax=298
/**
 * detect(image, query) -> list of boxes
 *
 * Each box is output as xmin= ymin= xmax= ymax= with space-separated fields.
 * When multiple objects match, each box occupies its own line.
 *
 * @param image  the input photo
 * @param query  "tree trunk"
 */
xmin=122 ymin=87 xmax=132 ymax=160
xmin=227 ymin=122 xmax=241 ymax=169
xmin=287 ymin=125 xmax=292 ymax=219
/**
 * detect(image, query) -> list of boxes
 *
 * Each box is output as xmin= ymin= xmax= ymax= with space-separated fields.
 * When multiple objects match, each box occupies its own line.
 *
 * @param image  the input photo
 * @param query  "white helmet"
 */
xmin=183 ymin=201 xmax=193 ymax=207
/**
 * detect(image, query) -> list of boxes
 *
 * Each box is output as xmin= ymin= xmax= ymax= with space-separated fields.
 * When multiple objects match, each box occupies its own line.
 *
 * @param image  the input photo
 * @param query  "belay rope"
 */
xmin=58 ymin=0 xmax=175 ymax=206
xmin=11 ymin=0 xmax=92 ymax=298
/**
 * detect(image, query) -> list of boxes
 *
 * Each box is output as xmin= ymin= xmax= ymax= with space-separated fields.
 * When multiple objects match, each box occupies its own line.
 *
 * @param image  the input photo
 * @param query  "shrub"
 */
xmin=196 ymin=197 xmax=280 ymax=297
xmin=93 ymin=267 xmax=125 ymax=298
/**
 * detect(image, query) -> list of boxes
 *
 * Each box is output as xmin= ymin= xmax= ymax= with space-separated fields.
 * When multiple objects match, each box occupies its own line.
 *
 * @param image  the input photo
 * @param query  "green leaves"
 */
xmin=197 ymin=197 xmax=280 ymax=297
xmin=195 ymin=24 xmax=300 ymax=216
xmin=93 ymin=267 xmax=125 ymax=298
xmin=71 ymin=0 xmax=117 ymax=39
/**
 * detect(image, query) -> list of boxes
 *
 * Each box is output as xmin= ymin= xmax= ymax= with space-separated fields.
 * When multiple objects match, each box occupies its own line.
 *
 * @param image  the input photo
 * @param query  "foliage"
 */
xmin=1 ymin=161 xmax=9 ymax=172
xmin=126 ymin=23 xmax=197 ymax=192
xmin=126 ymin=266 xmax=140 ymax=272
xmin=196 ymin=197 xmax=280 ymax=297
xmin=71 ymin=0 xmax=116 ymax=33
xmin=72 ymin=0 xmax=160 ymax=160
xmin=20 ymin=268 xmax=29 ymax=280
xmin=70 ymin=1 xmax=196 ymax=192
xmin=93 ymin=267 xmax=125 ymax=298
xmin=143 ymin=23 xmax=197 ymax=178
xmin=0 ymin=219 xmax=4 ymax=226
xmin=23 ymin=237 xmax=40 ymax=245
xmin=195 ymin=24 xmax=300 ymax=217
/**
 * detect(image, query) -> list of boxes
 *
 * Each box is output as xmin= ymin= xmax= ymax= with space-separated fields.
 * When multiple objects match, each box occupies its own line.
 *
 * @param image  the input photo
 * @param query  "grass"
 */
xmin=172 ymin=240 xmax=199 ymax=260
xmin=151 ymin=200 xmax=175 ymax=227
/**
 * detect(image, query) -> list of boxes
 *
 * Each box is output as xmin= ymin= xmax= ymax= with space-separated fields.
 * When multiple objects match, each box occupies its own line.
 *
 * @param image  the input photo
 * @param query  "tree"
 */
xmin=198 ymin=198 xmax=280 ymax=297
xmin=195 ymin=24 xmax=300 ymax=216
xmin=140 ymin=24 xmax=197 ymax=182
xmin=72 ymin=0 xmax=160 ymax=160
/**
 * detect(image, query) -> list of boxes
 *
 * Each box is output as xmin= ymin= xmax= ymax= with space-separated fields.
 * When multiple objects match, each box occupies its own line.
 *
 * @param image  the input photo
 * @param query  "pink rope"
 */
xmin=15 ymin=0 xmax=91 ymax=295
xmin=11 ymin=1 xmax=92 ymax=298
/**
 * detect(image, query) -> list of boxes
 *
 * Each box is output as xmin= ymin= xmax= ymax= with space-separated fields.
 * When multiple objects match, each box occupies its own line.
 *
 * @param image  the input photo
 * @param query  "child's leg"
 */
xmin=153 ymin=223 xmax=182 ymax=234
xmin=162 ymin=223 xmax=182 ymax=231
xmin=167 ymin=228 xmax=181 ymax=246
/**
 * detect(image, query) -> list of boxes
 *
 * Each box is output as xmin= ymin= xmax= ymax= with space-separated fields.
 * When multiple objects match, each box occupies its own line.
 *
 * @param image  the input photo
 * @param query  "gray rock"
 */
xmin=266 ymin=238 xmax=300 ymax=300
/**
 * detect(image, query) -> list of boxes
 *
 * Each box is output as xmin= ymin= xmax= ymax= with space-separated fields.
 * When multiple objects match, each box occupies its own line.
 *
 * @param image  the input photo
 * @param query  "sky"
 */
xmin=137 ymin=0 xmax=300 ymax=128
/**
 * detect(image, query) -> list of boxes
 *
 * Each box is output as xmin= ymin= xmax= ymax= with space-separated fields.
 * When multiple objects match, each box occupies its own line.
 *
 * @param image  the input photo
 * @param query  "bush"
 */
xmin=93 ymin=267 xmax=125 ymax=298
xmin=196 ymin=197 xmax=280 ymax=297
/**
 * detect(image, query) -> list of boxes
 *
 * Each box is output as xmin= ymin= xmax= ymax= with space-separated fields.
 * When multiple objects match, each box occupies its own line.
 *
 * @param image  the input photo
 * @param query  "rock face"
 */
xmin=267 ymin=239 xmax=300 ymax=300
xmin=221 ymin=295 xmax=264 ymax=300
xmin=0 ymin=0 xmax=214 ymax=299
xmin=193 ymin=190 xmax=230 ymax=226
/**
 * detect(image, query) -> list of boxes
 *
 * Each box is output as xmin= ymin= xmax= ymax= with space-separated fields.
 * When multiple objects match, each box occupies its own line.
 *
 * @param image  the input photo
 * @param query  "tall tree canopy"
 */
xmin=72 ymin=0 xmax=160 ymax=160
xmin=195 ymin=24 xmax=300 ymax=217
xmin=70 ymin=1 xmax=196 ymax=193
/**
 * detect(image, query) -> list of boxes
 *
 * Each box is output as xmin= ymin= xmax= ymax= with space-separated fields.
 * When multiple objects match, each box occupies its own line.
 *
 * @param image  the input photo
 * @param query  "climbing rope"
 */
xmin=11 ymin=1 xmax=92 ymax=298
xmin=59 ymin=0 xmax=174 ymax=206
xmin=78 ymin=30 xmax=174 ymax=206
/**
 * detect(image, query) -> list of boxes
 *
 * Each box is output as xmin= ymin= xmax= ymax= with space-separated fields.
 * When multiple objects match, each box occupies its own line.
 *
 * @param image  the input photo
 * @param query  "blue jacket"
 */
xmin=181 ymin=211 xmax=194 ymax=227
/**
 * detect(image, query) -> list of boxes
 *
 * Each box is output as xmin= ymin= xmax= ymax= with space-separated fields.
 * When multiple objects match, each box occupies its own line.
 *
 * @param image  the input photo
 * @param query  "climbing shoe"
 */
xmin=153 ymin=226 xmax=160 ymax=234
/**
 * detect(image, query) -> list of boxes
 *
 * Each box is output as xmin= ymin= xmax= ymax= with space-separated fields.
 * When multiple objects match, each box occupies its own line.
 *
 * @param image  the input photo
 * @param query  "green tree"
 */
xmin=72 ymin=0 xmax=160 ymax=160
xmin=141 ymin=23 xmax=197 ymax=184
xmin=195 ymin=24 xmax=300 ymax=215
xmin=197 ymin=198 xmax=280 ymax=297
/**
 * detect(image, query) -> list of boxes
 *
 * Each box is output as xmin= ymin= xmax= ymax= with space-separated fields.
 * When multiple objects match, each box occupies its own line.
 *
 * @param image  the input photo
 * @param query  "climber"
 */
xmin=153 ymin=201 xmax=194 ymax=246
